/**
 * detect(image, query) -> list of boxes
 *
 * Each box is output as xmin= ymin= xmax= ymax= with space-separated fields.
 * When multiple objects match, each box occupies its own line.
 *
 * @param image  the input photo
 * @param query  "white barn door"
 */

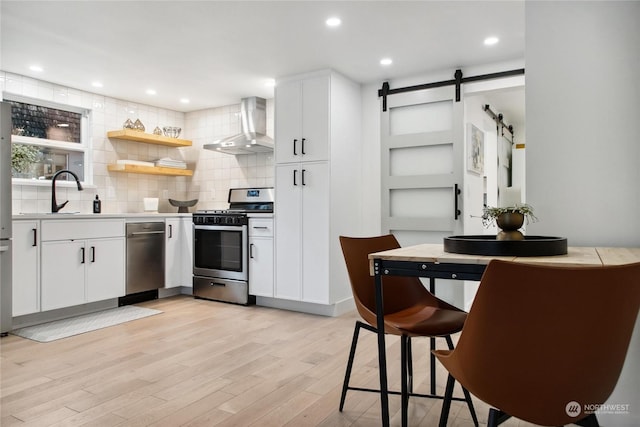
xmin=381 ymin=86 xmax=464 ymax=247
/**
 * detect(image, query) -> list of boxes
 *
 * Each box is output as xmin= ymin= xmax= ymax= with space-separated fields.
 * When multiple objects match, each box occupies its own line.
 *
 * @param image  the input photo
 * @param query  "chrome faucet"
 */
xmin=51 ymin=169 xmax=83 ymax=213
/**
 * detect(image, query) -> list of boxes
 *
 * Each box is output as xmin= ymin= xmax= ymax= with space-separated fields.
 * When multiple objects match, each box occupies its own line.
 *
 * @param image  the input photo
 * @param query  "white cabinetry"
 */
xmin=165 ymin=217 xmax=193 ymax=288
xmin=12 ymin=220 xmax=40 ymax=316
xmin=248 ymin=217 xmax=274 ymax=297
xmin=274 ymin=70 xmax=362 ymax=308
xmin=40 ymin=219 xmax=125 ymax=311
xmin=275 ymin=75 xmax=329 ymax=164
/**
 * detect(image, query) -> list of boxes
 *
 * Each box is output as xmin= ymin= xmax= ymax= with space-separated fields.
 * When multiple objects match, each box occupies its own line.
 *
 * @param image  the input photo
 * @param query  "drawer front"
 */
xmin=248 ymin=218 xmax=273 ymax=237
xmin=193 ymin=276 xmax=250 ymax=305
xmin=41 ymin=219 xmax=125 ymax=241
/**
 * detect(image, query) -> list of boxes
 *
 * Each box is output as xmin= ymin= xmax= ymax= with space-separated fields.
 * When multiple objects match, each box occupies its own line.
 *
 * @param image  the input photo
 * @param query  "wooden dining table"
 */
xmin=368 ymin=244 xmax=640 ymax=427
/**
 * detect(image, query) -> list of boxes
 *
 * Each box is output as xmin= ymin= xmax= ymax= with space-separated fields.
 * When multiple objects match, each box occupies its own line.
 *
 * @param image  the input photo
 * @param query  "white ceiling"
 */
xmin=1 ymin=1 xmax=525 ymax=113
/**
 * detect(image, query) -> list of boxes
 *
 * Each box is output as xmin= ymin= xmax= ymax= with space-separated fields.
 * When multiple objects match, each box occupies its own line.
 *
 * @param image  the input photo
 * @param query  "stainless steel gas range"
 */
xmin=192 ymin=187 xmax=273 ymax=305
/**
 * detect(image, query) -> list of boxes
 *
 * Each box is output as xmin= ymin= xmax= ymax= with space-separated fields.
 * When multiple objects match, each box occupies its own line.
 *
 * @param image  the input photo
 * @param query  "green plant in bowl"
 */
xmin=482 ymin=203 xmax=538 ymax=229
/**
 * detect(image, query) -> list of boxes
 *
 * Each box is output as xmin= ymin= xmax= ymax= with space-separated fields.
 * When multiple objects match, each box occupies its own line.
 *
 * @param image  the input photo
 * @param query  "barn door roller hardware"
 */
xmin=483 ymin=104 xmax=514 ymax=139
xmin=378 ymin=68 xmax=525 ymax=112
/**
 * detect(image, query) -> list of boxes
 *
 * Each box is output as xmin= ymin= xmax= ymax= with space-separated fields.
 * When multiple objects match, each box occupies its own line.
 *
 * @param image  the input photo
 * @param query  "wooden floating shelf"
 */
xmin=107 ymin=129 xmax=192 ymax=147
xmin=107 ymin=164 xmax=193 ymax=177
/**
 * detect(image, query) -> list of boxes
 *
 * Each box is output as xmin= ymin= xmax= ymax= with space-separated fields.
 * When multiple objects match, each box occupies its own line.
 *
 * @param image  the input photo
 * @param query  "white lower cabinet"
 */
xmin=249 ymin=218 xmax=274 ymax=297
xmin=12 ymin=221 xmax=40 ymax=316
xmin=41 ymin=237 xmax=125 ymax=311
xmin=39 ymin=219 xmax=126 ymax=312
xmin=165 ymin=217 xmax=193 ymax=288
xmin=275 ymin=162 xmax=329 ymax=303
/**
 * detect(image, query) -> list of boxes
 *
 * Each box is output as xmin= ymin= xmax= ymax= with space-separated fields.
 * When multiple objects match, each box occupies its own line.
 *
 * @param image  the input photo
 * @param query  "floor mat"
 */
xmin=11 ymin=305 xmax=162 ymax=342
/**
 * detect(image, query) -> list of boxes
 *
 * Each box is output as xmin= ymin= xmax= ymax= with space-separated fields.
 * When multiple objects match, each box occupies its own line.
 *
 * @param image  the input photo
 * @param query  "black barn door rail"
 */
xmin=378 ymin=68 xmax=525 ymax=111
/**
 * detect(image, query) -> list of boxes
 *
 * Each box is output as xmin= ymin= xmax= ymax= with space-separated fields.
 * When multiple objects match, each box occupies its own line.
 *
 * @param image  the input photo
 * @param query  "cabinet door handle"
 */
xmin=252 ymin=226 xmax=268 ymax=229
xmin=302 ymin=169 xmax=306 ymax=186
xmin=301 ymin=138 xmax=306 ymax=155
xmin=249 ymin=243 xmax=255 ymax=259
xmin=293 ymin=169 xmax=298 ymax=186
xmin=80 ymin=247 xmax=85 ymax=264
xmin=454 ymin=183 xmax=461 ymax=220
xmin=32 ymin=228 xmax=37 ymax=247
xmin=293 ymin=138 xmax=298 ymax=156
xmin=91 ymin=246 xmax=96 ymax=263
xmin=169 ymin=224 xmax=173 ymax=239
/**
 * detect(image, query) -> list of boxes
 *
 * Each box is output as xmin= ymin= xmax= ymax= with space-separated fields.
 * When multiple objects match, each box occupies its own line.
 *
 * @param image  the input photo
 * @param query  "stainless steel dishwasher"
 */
xmin=125 ymin=222 xmax=165 ymax=296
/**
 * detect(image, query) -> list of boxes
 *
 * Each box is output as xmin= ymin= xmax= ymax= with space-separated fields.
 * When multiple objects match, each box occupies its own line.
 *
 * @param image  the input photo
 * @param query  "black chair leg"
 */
xmin=407 ymin=336 xmax=413 ymax=393
xmin=438 ymin=374 xmax=455 ymax=427
xmin=462 ymin=386 xmax=479 ymax=427
xmin=575 ymin=413 xmax=600 ymax=427
xmin=339 ymin=321 xmax=363 ymax=411
xmin=487 ymin=408 xmax=512 ymax=427
xmin=401 ymin=335 xmax=409 ymax=427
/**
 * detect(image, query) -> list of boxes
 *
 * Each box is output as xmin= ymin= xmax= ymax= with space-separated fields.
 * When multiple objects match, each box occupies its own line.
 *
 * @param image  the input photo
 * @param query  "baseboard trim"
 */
xmin=255 ymin=296 xmax=355 ymax=317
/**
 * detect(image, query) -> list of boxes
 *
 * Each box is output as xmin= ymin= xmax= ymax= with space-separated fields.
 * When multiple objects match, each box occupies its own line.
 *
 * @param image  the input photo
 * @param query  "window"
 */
xmin=4 ymin=94 xmax=90 ymax=183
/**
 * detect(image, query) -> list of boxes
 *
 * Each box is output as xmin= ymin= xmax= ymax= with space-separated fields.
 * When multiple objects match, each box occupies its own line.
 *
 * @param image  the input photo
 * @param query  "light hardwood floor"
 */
xmin=1 ymin=296 xmax=540 ymax=426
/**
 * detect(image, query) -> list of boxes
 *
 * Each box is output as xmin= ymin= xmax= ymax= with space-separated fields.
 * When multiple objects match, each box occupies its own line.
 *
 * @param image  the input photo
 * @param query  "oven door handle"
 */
xmin=194 ymin=225 xmax=247 ymax=232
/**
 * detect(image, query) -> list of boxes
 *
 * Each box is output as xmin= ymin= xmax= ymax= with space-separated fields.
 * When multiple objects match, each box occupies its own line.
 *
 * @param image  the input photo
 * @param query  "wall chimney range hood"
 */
xmin=204 ymin=97 xmax=273 ymax=155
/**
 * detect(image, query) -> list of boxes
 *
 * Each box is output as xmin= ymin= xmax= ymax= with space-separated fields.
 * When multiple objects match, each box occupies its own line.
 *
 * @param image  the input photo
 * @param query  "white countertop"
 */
xmin=14 ymin=212 xmax=193 ymax=220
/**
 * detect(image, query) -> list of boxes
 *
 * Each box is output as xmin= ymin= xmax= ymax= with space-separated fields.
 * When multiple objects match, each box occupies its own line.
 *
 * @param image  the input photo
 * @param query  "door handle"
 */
xmin=249 ymin=243 xmax=255 ymax=259
xmin=302 ymin=169 xmax=306 ymax=186
xmin=80 ymin=247 xmax=85 ymax=264
xmin=301 ymin=138 xmax=306 ymax=155
xmin=293 ymin=169 xmax=298 ymax=186
xmin=293 ymin=138 xmax=298 ymax=156
xmin=169 ymin=224 xmax=173 ymax=239
xmin=91 ymin=246 xmax=96 ymax=263
xmin=32 ymin=228 xmax=37 ymax=247
xmin=454 ymin=183 xmax=461 ymax=220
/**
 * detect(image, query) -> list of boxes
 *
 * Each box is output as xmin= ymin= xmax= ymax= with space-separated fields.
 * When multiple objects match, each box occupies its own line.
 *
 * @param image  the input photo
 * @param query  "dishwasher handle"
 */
xmin=128 ymin=230 xmax=166 ymax=237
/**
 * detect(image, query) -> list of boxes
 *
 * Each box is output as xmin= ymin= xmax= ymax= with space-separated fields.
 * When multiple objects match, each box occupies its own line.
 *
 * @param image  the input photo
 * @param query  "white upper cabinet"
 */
xmin=275 ymin=75 xmax=330 ymax=164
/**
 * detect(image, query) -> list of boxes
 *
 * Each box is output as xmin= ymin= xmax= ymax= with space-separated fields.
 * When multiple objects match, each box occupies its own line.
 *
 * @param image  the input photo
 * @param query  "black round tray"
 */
xmin=443 ymin=235 xmax=568 ymax=257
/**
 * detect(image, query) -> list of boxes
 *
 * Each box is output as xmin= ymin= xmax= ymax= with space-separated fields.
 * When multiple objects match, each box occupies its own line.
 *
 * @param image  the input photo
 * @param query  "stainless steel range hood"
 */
xmin=203 ymin=97 xmax=273 ymax=155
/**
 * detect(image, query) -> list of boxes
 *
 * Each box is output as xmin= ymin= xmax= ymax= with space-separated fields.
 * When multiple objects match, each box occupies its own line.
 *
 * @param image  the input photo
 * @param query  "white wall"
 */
xmin=526 ymin=2 xmax=640 ymax=426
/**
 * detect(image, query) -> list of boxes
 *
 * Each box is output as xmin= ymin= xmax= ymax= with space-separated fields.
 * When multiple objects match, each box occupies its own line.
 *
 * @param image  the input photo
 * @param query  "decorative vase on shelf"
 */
xmin=133 ymin=119 xmax=145 ymax=132
xmin=496 ymin=212 xmax=525 ymax=241
xmin=123 ymin=118 xmax=134 ymax=129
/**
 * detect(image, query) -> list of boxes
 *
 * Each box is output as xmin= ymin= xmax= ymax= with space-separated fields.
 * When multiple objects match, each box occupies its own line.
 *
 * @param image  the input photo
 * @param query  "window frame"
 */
xmin=3 ymin=92 xmax=93 ymax=186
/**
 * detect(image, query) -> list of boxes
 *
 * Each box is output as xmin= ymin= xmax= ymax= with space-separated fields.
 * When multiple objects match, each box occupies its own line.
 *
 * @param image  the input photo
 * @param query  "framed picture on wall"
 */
xmin=467 ymin=123 xmax=484 ymax=175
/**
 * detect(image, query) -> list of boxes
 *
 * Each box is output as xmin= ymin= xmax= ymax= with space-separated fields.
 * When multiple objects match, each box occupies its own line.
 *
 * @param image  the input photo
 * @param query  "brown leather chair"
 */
xmin=434 ymin=259 xmax=640 ymax=427
xmin=339 ymin=235 xmax=478 ymax=426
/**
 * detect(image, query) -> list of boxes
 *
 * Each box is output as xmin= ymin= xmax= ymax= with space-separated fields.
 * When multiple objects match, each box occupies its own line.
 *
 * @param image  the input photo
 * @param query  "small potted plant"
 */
xmin=482 ymin=203 xmax=538 ymax=240
xmin=11 ymin=143 xmax=40 ymax=178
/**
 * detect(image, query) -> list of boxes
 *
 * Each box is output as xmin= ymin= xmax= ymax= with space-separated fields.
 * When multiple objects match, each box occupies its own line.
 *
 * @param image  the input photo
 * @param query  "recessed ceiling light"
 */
xmin=92 ymin=81 xmax=103 ymax=88
xmin=146 ymin=89 xmax=157 ymax=95
xmin=326 ymin=17 xmax=341 ymax=27
xmin=484 ymin=36 xmax=499 ymax=46
xmin=180 ymin=98 xmax=190 ymax=104
xmin=29 ymin=65 xmax=43 ymax=72
xmin=380 ymin=58 xmax=393 ymax=66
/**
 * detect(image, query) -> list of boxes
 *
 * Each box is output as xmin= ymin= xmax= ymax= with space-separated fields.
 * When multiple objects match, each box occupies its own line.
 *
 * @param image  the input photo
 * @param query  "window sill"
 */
xmin=11 ymin=178 xmax=96 ymax=189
